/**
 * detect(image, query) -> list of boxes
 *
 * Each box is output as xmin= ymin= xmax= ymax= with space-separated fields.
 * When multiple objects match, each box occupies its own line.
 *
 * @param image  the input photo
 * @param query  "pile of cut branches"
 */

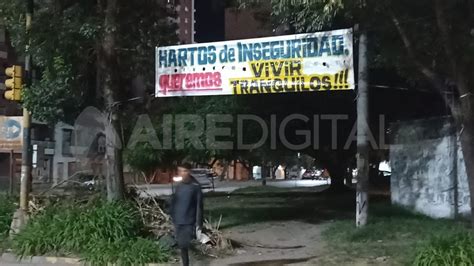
xmin=197 ymin=215 xmax=233 ymax=257
xmin=133 ymin=194 xmax=233 ymax=257
xmin=133 ymin=196 xmax=174 ymax=237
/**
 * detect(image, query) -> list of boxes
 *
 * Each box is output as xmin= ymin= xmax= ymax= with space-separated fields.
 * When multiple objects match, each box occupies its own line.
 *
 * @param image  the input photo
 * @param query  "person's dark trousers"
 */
xmin=175 ymin=224 xmax=194 ymax=266
xmin=180 ymin=248 xmax=189 ymax=266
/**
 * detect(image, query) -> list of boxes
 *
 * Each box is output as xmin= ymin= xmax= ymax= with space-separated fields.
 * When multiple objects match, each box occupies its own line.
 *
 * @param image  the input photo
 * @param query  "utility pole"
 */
xmin=19 ymin=0 xmax=33 ymax=212
xmin=356 ymin=25 xmax=369 ymax=227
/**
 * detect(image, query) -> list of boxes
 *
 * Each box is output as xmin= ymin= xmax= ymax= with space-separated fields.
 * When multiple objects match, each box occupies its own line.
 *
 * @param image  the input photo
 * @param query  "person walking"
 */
xmin=171 ymin=162 xmax=203 ymax=266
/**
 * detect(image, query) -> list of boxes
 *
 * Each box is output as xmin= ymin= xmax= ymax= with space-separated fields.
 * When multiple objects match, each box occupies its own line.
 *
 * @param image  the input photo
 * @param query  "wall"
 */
xmin=390 ymin=117 xmax=470 ymax=218
xmin=52 ymin=123 xmax=77 ymax=184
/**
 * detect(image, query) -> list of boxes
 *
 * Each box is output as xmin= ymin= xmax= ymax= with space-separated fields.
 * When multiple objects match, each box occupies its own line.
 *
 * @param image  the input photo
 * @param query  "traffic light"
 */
xmin=4 ymin=65 xmax=22 ymax=101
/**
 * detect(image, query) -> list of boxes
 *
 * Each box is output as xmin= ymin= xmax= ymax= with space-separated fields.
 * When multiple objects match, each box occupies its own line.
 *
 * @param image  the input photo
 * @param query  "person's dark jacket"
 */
xmin=171 ymin=180 xmax=203 ymax=227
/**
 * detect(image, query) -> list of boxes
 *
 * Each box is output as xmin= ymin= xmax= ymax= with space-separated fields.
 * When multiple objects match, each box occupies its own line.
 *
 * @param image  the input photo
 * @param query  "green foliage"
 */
xmin=0 ymin=0 xmax=99 ymax=124
xmin=414 ymin=233 xmax=474 ymax=266
xmin=322 ymin=203 xmax=471 ymax=265
xmin=12 ymin=200 xmax=170 ymax=264
xmin=271 ymin=0 xmax=347 ymax=32
xmin=0 ymin=0 xmax=177 ymax=124
xmin=0 ymin=195 xmax=15 ymax=238
xmin=267 ymin=0 xmax=474 ymax=87
xmin=125 ymin=142 xmax=164 ymax=176
xmin=116 ymin=0 xmax=178 ymax=88
xmin=82 ymin=238 xmax=171 ymax=266
xmin=124 ymin=95 xmax=248 ymax=172
xmin=23 ymin=57 xmax=83 ymax=123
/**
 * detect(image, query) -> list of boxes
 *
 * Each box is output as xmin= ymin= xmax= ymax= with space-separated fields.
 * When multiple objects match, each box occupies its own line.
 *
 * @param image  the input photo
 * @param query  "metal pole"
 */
xmin=19 ymin=0 xmax=33 ymax=211
xmin=356 ymin=28 xmax=369 ymax=227
xmin=9 ymin=150 xmax=14 ymax=195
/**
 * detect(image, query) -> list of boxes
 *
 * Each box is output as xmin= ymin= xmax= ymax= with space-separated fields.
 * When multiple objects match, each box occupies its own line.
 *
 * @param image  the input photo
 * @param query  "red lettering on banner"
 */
xmin=159 ymin=72 xmax=222 ymax=94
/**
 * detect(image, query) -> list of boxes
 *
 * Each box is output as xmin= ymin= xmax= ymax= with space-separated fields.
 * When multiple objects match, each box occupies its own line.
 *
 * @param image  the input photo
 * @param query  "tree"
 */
xmin=0 ymin=0 xmax=177 ymax=200
xmin=266 ymin=0 xmax=474 ymax=226
xmin=100 ymin=0 xmax=124 ymax=200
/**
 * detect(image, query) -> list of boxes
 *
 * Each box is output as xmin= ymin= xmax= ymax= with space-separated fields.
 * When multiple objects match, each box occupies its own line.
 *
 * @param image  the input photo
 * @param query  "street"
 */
xmin=135 ymin=179 xmax=331 ymax=197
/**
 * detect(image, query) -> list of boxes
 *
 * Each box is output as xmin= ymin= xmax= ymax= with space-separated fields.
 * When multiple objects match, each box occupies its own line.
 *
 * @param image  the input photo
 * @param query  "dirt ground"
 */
xmin=205 ymin=220 xmax=327 ymax=266
xmin=193 ymin=219 xmax=386 ymax=266
xmin=192 ymin=188 xmax=392 ymax=266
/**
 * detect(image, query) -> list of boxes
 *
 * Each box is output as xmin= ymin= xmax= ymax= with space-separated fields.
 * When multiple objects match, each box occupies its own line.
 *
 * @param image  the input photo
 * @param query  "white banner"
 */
xmin=156 ymin=28 xmax=354 ymax=97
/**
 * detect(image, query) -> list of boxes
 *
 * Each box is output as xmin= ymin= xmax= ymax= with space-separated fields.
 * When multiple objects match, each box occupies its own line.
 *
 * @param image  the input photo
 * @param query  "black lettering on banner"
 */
xmin=289 ymin=61 xmax=302 ymax=76
xmin=322 ymin=76 xmax=331 ymax=90
xmin=231 ymin=80 xmax=239 ymax=94
xmin=241 ymin=80 xmax=249 ymax=94
xmin=271 ymin=62 xmax=284 ymax=76
xmin=310 ymin=76 xmax=321 ymax=91
xmin=274 ymin=79 xmax=283 ymax=92
xmin=262 ymin=80 xmax=272 ymax=94
xmin=250 ymin=80 xmax=260 ymax=94
xmin=301 ymin=77 xmax=309 ymax=91
xmin=251 ymin=63 xmax=265 ymax=78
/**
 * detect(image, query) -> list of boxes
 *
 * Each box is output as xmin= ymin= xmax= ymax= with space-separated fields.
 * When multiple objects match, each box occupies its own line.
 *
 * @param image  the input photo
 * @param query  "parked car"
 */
xmin=78 ymin=174 xmax=105 ymax=191
xmin=190 ymin=168 xmax=215 ymax=190
xmin=252 ymin=166 xmax=262 ymax=180
xmin=378 ymin=160 xmax=391 ymax=176
xmin=61 ymin=173 xmax=104 ymax=191
xmin=302 ymin=168 xmax=324 ymax=180
xmin=286 ymin=166 xmax=300 ymax=179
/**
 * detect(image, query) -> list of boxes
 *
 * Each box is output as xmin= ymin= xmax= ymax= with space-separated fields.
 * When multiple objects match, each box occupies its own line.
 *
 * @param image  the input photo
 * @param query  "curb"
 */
xmin=1 ymin=253 xmax=81 ymax=265
xmin=1 ymin=253 xmax=174 ymax=265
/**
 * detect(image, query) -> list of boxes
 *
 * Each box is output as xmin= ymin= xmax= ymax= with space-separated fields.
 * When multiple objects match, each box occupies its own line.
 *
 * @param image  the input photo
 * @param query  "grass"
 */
xmin=205 ymin=185 xmax=352 ymax=228
xmin=414 ymin=233 xmax=474 ymax=265
xmin=0 ymin=194 xmax=15 ymax=253
xmin=321 ymin=204 xmax=472 ymax=265
xmin=205 ymin=187 xmax=473 ymax=265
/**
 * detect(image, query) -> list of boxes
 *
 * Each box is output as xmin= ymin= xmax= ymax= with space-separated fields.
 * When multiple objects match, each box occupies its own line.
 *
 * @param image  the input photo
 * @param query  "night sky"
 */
xmin=194 ymin=0 xmax=225 ymax=42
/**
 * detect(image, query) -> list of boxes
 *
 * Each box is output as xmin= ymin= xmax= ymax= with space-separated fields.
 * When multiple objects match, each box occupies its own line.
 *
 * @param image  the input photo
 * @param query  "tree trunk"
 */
xmin=355 ymin=29 xmax=370 ymax=227
xmin=459 ymin=95 xmax=474 ymax=228
xmin=393 ymin=2 xmax=474 ymax=227
xmin=101 ymin=0 xmax=124 ymax=201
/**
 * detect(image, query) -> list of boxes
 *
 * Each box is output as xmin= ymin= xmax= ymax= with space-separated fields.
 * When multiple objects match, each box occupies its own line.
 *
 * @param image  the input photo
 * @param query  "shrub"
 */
xmin=12 ymin=200 xmax=171 ymax=264
xmin=83 ymin=238 xmax=171 ymax=266
xmin=414 ymin=233 xmax=474 ymax=266
xmin=0 ymin=195 xmax=15 ymax=238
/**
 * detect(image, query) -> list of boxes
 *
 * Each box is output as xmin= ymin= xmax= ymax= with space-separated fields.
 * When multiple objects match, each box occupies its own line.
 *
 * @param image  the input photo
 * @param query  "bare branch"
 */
xmin=434 ymin=0 xmax=458 ymax=78
xmin=391 ymin=12 xmax=463 ymax=120
xmin=390 ymin=13 xmax=444 ymax=91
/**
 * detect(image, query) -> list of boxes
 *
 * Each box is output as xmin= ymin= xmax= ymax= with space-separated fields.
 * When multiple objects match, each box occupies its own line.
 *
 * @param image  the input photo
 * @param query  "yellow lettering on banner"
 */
xmin=230 ymin=69 xmax=351 ymax=95
xmin=250 ymin=59 xmax=303 ymax=78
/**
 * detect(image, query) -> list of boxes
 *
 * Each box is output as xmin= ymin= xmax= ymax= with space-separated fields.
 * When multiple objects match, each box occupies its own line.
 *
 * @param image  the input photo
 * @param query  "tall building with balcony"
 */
xmin=170 ymin=0 xmax=195 ymax=44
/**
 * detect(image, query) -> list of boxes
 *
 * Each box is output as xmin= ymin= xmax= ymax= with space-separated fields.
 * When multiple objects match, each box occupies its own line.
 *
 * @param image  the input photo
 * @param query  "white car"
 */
xmin=378 ymin=160 xmax=391 ymax=176
xmin=286 ymin=166 xmax=300 ymax=179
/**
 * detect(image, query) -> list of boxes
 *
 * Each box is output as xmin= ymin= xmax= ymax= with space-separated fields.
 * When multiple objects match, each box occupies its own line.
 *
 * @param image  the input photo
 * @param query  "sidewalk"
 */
xmin=0 ymin=253 xmax=175 ymax=266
